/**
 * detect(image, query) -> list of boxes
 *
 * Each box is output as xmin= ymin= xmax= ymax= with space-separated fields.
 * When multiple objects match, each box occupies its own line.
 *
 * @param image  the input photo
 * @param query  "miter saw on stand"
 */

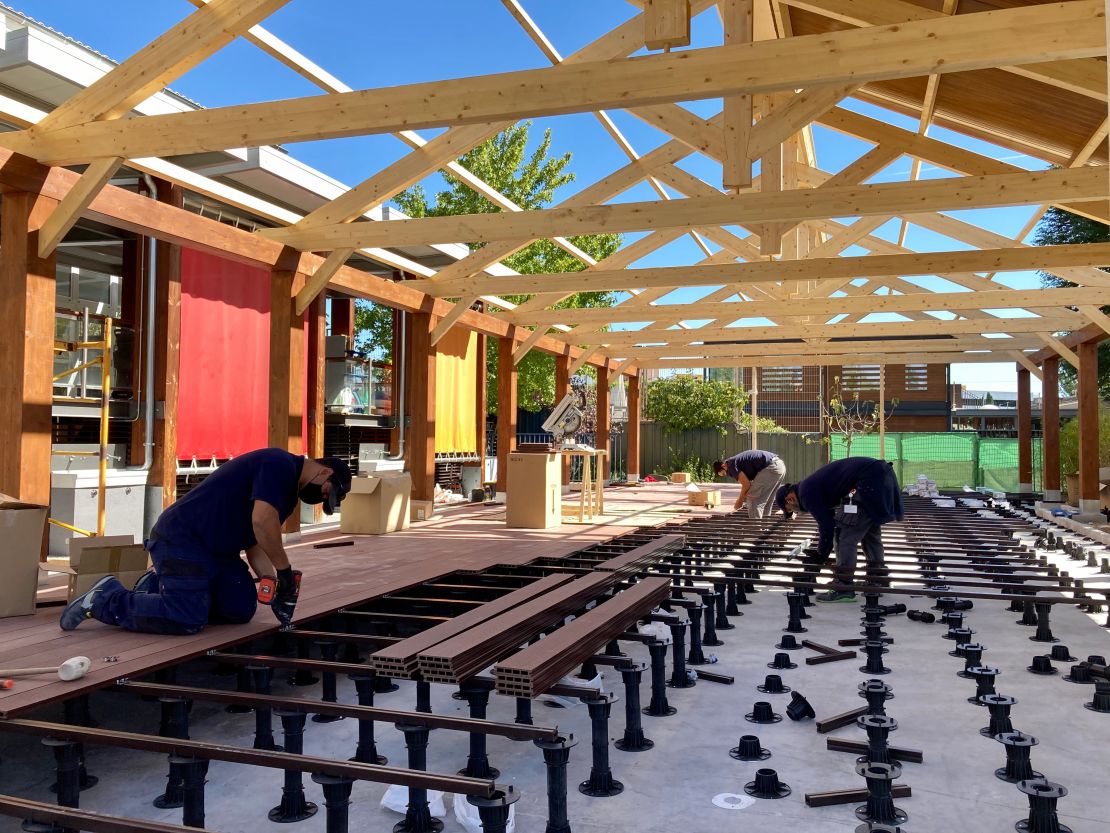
xmin=541 ymin=393 xmax=595 ymax=452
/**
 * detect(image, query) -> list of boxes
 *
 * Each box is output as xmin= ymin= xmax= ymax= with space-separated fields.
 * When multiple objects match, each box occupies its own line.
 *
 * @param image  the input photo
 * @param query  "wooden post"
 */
xmin=750 ymin=366 xmax=759 ymax=451
xmin=475 ymin=328 xmax=488 ymax=486
xmin=408 ymin=311 xmax=437 ymax=503
xmin=149 ymin=180 xmax=183 ymax=509
xmin=596 ymin=366 xmax=611 ymax=481
xmin=390 ymin=308 xmax=404 ymax=456
xmin=269 ymin=268 xmax=307 ymax=533
xmin=0 ymin=189 xmax=58 ymax=515
xmin=1041 ymin=357 xmax=1061 ymax=502
xmin=330 ymin=297 xmax=355 ymax=341
xmin=555 ymin=353 xmax=571 ymax=486
xmin=496 ymin=336 xmax=517 ymax=494
xmin=878 ymin=364 xmax=886 ymax=460
xmin=627 ymin=371 xmax=641 ymax=482
xmin=1016 ymin=365 xmax=1033 ymax=492
xmin=305 ymin=295 xmax=327 ymax=522
xmin=1076 ymin=338 xmax=1101 ymax=519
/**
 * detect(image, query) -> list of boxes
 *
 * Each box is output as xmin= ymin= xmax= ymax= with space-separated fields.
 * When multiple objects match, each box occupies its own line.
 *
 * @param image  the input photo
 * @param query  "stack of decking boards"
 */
xmin=369 ymin=537 xmax=680 ymax=694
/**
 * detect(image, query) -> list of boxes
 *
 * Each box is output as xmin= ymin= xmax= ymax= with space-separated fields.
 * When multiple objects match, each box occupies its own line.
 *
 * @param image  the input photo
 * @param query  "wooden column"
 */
xmin=389 ymin=308 xmax=404 ymax=456
xmin=1077 ymin=339 xmax=1101 ymax=517
xmin=269 ymin=268 xmax=307 ymax=533
xmin=408 ymin=311 xmax=437 ymax=502
xmin=475 ymin=329 xmax=488 ymax=482
xmin=330 ymin=297 xmax=355 ymax=341
xmin=0 ymin=189 xmax=58 ymax=510
xmin=627 ymin=372 xmax=641 ymax=482
xmin=1016 ymin=365 xmax=1033 ymax=492
xmin=750 ymin=366 xmax=759 ymax=451
xmin=878 ymin=364 xmax=886 ymax=460
xmin=596 ymin=366 xmax=611 ymax=481
xmin=305 ymin=295 xmax=327 ymax=522
xmin=1041 ymin=357 xmax=1061 ymax=502
xmin=121 ymin=237 xmax=146 ymax=466
xmin=496 ymin=336 xmax=517 ymax=494
xmin=149 ymin=181 xmax=183 ymax=509
xmin=555 ymin=353 xmax=571 ymax=486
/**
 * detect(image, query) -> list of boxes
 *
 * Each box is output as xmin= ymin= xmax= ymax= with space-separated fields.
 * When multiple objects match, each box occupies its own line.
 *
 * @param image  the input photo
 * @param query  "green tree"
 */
xmin=354 ymin=123 xmax=621 ymax=411
xmin=643 ymin=374 xmax=754 ymax=435
xmin=820 ymin=375 xmax=898 ymax=457
xmin=1034 ymin=206 xmax=1110 ymax=397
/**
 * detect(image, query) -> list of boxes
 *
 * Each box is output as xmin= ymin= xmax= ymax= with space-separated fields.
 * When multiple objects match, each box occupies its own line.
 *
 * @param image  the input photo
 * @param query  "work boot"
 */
xmin=59 ymin=575 xmax=123 ymax=631
xmin=816 ymin=588 xmax=857 ymax=603
xmin=133 ymin=569 xmax=158 ymax=594
xmin=867 ymin=567 xmax=891 ymax=589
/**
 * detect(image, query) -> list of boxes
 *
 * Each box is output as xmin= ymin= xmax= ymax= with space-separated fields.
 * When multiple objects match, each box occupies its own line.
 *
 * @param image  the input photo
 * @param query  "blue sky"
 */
xmin=17 ymin=0 xmax=1057 ymax=394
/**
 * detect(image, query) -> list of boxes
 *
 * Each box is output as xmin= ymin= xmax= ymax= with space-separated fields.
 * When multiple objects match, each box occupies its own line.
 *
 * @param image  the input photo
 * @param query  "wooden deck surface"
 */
xmin=0 ymin=483 xmax=715 ymax=717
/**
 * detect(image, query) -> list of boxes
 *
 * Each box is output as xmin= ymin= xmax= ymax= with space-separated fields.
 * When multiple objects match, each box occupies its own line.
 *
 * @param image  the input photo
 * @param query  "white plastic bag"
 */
xmin=638 ymin=621 xmax=672 ymax=643
xmin=452 ymin=793 xmax=516 ymax=833
xmin=380 ymin=785 xmax=446 ymax=819
xmin=541 ymin=672 xmax=603 ymax=708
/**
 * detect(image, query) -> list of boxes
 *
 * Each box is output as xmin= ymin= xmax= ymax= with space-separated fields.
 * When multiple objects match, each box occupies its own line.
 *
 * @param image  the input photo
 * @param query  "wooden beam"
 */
xmin=1011 ymin=351 xmax=1044 ymax=382
xmin=409 ymin=242 xmax=1110 ymax=297
xmin=721 ymin=0 xmax=753 ymax=191
xmin=511 ymin=287 xmax=1107 ymax=327
xmin=1040 ymin=334 xmax=1082 ymax=370
xmin=564 ymin=315 xmax=1086 ymax=346
xmin=512 ymin=326 xmax=549 ymax=365
xmin=1028 ymin=323 xmax=1106 ymax=363
xmin=14 ymin=1 xmax=1102 ymax=162
xmin=294 ymin=248 xmax=354 ymax=316
xmin=780 ymin=0 xmax=1107 ymax=101
xmin=644 ymin=0 xmax=692 ymax=50
xmin=1079 ymin=304 xmax=1110 ymax=338
xmin=261 ymin=167 xmax=1106 ymax=251
xmin=37 ymin=0 xmax=293 ymax=132
xmin=569 ymin=347 xmax=599 ymax=376
xmin=37 ymin=157 xmax=123 ymax=258
xmin=0 ymin=189 xmax=58 ymax=511
xmin=430 ymin=296 xmax=479 ymax=347
xmin=747 ymin=85 xmax=858 ymax=160
xmin=608 ymin=357 xmax=639 ymax=377
xmin=638 ymin=350 xmax=1040 ymax=369
xmin=620 ymin=336 xmax=1047 ymax=360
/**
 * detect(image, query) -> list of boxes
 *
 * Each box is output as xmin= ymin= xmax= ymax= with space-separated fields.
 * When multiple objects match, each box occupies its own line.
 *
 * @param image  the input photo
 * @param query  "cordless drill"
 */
xmin=258 ymin=569 xmax=302 ymax=630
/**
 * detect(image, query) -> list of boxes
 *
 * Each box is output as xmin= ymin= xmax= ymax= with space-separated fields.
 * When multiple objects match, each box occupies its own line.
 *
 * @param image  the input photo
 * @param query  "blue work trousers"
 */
xmin=92 ymin=539 xmax=257 ymax=635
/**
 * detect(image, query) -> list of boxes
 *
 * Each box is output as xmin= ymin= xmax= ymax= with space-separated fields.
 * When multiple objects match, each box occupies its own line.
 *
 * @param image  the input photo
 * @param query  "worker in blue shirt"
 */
xmin=60 ymin=449 xmax=352 ymax=634
xmin=713 ymin=450 xmax=787 ymax=517
xmin=775 ymin=456 xmax=903 ymax=602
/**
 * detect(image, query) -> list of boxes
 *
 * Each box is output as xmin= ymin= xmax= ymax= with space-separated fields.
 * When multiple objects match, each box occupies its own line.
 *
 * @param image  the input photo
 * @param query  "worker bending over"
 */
xmin=775 ymin=456 xmax=903 ymax=603
xmin=60 ymin=449 xmax=352 ymax=634
xmin=713 ymin=450 xmax=788 ymax=517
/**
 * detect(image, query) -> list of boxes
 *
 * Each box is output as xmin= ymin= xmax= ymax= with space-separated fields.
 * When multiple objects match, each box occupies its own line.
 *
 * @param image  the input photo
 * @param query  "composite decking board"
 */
xmin=369 ymin=573 xmax=575 ymax=675
xmin=0 ymin=485 xmax=697 ymax=716
xmin=415 ymin=572 xmax=621 ymax=683
xmin=492 ymin=577 xmax=673 ymax=697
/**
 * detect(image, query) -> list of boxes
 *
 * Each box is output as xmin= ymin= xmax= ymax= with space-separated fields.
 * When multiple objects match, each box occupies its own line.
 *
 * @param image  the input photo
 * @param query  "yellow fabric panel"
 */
xmin=434 ymin=326 xmax=478 ymax=454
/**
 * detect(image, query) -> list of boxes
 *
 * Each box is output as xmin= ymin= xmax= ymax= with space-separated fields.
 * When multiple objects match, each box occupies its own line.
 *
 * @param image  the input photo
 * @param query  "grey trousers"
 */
xmin=833 ymin=504 xmax=886 ymax=585
xmin=746 ymin=457 xmax=787 ymax=518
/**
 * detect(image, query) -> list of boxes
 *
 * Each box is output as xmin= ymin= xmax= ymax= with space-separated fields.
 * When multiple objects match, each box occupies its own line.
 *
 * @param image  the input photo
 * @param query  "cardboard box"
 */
xmin=410 ymin=499 xmax=436 ymax=522
xmin=687 ymin=489 xmax=722 ymax=508
xmin=506 ymin=453 xmax=561 ymax=529
xmin=671 ymin=472 xmax=690 ymax=483
xmin=60 ymin=535 xmax=150 ymax=601
xmin=0 ymin=494 xmax=48 ymax=617
xmin=341 ymin=473 xmax=412 ymax=534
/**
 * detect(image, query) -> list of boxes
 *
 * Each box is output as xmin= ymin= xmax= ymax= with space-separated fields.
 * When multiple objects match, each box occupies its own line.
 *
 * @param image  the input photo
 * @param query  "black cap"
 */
xmin=317 ymin=457 xmax=353 ymax=515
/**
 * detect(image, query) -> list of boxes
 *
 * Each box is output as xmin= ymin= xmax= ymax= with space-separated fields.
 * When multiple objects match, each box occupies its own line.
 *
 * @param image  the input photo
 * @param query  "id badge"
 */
xmin=844 ymin=503 xmax=858 ymax=514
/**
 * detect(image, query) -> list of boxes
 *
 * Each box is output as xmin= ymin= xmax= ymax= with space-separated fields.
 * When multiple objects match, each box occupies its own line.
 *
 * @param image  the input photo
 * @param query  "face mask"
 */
xmin=299 ymin=482 xmax=325 ymax=505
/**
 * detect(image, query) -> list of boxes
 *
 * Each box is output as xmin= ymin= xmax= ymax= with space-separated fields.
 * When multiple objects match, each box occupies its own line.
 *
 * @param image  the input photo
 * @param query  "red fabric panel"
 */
xmin=178 ymin=249 xmax=271 ymax=460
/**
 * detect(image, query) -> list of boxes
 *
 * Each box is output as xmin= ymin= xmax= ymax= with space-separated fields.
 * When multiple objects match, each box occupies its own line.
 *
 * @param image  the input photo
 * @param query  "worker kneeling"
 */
xmin=712 ymin=450 xmax=787 ymax=517
xmin=59 ymin=449 xmax=352 ymax=634
xmin=775 ymin=456 xmax=903 ymax=603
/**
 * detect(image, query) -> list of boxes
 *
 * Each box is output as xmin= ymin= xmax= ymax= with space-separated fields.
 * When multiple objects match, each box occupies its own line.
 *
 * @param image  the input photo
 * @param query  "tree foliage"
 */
xmin=643 ymin=375 xmax=752 ymax=435
xmin=355 ymin=122 xmax=621 ymax=411
xmin=1034 ymin=206 xmax=1110 ymax=398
